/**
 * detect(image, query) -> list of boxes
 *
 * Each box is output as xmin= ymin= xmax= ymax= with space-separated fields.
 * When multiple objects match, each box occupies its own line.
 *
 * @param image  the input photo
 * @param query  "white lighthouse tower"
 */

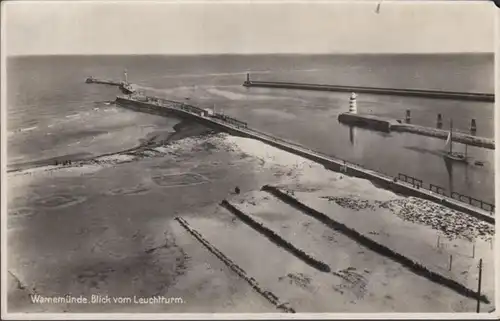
xmin=349 ymin=92 xmax=358 ymax=113
xmin=123 ymin=69 xmax=128 ymax=84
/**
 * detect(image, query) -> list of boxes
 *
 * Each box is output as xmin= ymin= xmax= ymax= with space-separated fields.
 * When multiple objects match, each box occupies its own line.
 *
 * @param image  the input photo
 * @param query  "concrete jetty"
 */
xmin=338 ymin=112 xmax=495 ymax=150
xmin=115 ymin=94 xmax=494 ymax=223
xmin=242 ymin=78 xmax=494 ymax=102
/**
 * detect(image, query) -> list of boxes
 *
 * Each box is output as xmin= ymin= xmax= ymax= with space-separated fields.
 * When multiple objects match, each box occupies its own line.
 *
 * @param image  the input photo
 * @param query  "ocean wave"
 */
xmin=9 ymin=106 xmax=109 ymax=138
xmin=67 ymin=141 xmax=81 ymax=147
xmin=19 ymin=126 xmax=37 ymax=132
xmin=8 ymin=126 xmax=38 ymax=136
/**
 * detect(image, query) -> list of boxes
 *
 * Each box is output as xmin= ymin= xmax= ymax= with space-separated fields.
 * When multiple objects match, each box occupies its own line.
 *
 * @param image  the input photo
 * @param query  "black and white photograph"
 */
xmin=1 ymin=0 xmax=498 ymax=317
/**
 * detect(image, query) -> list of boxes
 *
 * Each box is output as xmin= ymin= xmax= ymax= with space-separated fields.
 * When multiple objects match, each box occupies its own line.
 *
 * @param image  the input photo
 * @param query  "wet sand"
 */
xmin=7 ymin=118 xmax=216 ymax=173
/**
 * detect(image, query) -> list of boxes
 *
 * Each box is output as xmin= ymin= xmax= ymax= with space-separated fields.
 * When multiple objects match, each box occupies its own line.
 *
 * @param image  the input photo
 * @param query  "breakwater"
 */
xmin=220 ymin=200 xmax=331 ymax=273
xmin=175 ymin=217 xmax=295 ymax=313
xmin=338 ymin=113 xmax=495 ymax=150
xmin=86 ymin=77 xmax=122 ymax=86
xmin=114 ymin=94 xmax=494 ymax=222
xmin=243 ymin=80 xmax=494 ymax=102
xmin=86 ymin=77 xmax=136 ymax=94
xmin=261 ymin=185 xmax=490 ymax=305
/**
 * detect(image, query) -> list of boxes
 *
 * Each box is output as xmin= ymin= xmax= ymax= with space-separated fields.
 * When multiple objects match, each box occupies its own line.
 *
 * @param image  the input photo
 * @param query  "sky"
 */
xmin=2 ymin=0 xmax=496 ymax=56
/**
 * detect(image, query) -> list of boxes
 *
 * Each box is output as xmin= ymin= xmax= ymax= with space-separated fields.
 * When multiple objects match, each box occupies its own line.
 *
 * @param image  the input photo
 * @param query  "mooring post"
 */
xmin=405 ymin=110 xmax=411 ymax=123
xmin=472 ymin=243 xmax=475 ymax=258
xmin=476 ymin=258 xmax=483 ymax=313
xmin=448 ymin=254 xmax=453 ymax=271
xmin=437 ymin=235 xmax=440 ymax=248
xmin=470 ymin=119 xmax=477 ymax=135
xmin=437 ymin=114 xmax=443 ymax=128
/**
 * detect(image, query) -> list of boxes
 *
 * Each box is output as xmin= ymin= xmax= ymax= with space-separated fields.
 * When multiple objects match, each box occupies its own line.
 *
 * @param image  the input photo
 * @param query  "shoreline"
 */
xmin=6 ymin=120 xmax=217 ymax=173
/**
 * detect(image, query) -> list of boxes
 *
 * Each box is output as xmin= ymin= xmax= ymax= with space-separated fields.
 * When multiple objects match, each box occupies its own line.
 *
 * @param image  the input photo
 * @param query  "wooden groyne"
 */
xmin=261 ymin=185 xmax=490 ymax=304
xmin=338 ymin=112 xmax=495 ymax=150
xmin=174 ymin=217 xmax=295 ymax=313
xmin=243 ymin=80 xmax=494 ymax=102
xmin=220 ymin=200 xmax=331 ymax=273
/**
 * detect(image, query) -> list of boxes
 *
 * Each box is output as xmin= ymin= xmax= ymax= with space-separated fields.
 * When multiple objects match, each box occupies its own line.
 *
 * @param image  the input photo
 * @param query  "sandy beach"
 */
xmin=7 ymin=123 xmax=495 ymax=313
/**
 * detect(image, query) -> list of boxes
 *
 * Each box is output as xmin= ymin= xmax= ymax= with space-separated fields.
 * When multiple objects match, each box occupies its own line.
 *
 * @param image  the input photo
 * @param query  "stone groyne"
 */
xmin=261 ymin=185 xmax=490 ymax=304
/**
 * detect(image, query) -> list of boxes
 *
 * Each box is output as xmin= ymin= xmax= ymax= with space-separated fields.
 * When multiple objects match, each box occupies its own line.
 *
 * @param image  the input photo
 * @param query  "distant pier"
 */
xmin=85 ymin=70 xmax=136 ymax=94
xmin=85 ymin=77 xmax=122 ymax=86
xmin=242 ymin=75 xmax=494 ymax=102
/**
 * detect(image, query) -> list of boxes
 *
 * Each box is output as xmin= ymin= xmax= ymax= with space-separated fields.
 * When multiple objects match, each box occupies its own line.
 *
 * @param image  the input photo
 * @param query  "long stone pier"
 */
xmin=243 ymin=79 xmax=494 ymax=102
xmin=114 ymin=94 xmax=495 ymax=224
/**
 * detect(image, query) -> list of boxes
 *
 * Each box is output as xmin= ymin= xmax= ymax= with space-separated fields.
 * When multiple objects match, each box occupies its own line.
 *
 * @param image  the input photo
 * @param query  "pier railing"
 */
xmin=450 ymin=192 xmax=495 ymax=213
xmin=429 ymin=184 xmax=447 ymax=196
xmin=397 ymin=173 xmax=494 ymax=213
xmin=397 ymin=174 xmax=423 ymax=188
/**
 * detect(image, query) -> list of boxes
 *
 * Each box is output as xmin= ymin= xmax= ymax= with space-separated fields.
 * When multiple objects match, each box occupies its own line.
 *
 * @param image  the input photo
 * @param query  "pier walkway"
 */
xmin=243 ymin=80 xmax=494 ymax=102
xmin=115 ymin=94 xmax=494 ymax=224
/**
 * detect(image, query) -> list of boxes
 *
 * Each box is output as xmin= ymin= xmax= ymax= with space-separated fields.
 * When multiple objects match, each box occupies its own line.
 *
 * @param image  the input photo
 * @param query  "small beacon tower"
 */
xmin=349 ymin=92 xmax=358 ymax=113
xmin=124 ymin=69 xmax=128 ymax=84
xmin=244 ymin=73 xmax=251 ymax=86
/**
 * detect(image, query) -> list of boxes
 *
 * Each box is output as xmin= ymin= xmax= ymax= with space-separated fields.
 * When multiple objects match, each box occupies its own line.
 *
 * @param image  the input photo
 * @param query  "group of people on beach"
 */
xmin=55 ymin=160 xmax=72 ymax=166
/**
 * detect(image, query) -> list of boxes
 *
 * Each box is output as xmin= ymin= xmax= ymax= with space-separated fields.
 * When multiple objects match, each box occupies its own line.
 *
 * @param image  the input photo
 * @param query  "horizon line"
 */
xmin=7 ymin=52 xmax=495 ymax=58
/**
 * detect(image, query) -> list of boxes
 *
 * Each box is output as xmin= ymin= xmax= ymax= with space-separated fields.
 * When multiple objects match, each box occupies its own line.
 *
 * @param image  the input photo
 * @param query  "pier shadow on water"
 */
xmin=443 ymin=157 xmax=455 ymax=197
